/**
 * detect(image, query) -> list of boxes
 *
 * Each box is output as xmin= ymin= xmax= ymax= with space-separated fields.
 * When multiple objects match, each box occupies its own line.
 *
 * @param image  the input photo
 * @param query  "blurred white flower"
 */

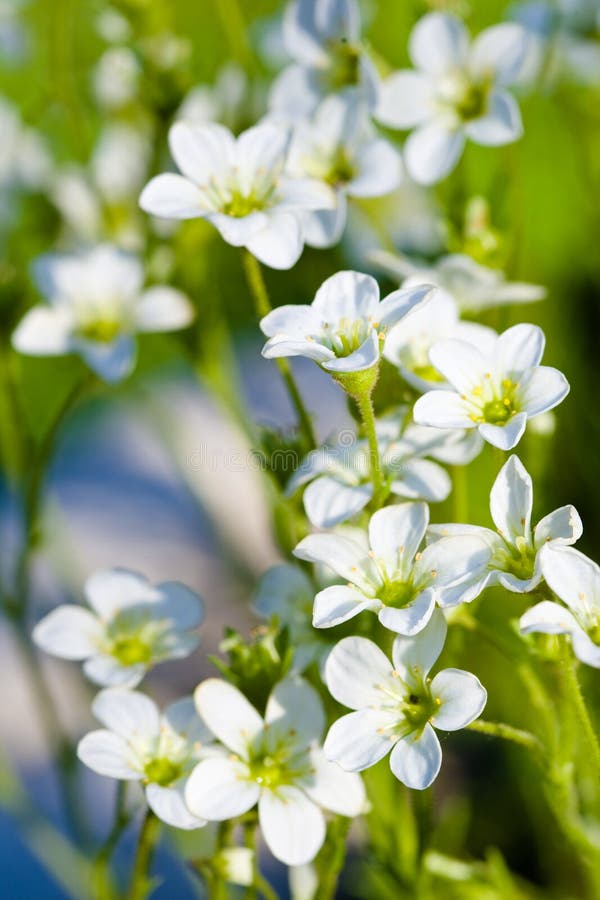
xmin=376 ymin=12 xmax=529 ymax=184
xmin=521 ymin=545 xmax=600 ymax=667
xmin=95 ymin=7 xmax=131 ymax=44
xmin=384 ymin=287 xmax=498 ymax=393
xmin=33 ymin=568 xmax=203 ymax=687
xmin=0 ymin=0 xmax=27 ymax=63
xmin=185 ymin=677 xmax=366 ymax=866
xmin=413 ymin=323 xmax=569 ymax=450
xmin=13 ymin=245 xmax=194 ymax=382
xmin=261 ymin=270 xmax=432 ymax=373
xmin=323 ymin=609 xmax=487 ymax=789
xmin=91 ymin=123 xmax=152 ymax=205
xmin=294 ymin=503 xmax=490 ymax=634
xmin=0 ymin=96 xmax=51 ymax=191
xmin=371 ymin=250 xmax=546 ymax=314
xmin=176 ymin=63 xmax=251 ymax=131
xmin=78 ymin=689 xmax=212 ymax=829
xmin=93 ymin=46 xmax=140 ymax=109
xmin=269 ymin=0 xmax=378 ymax=121
xmin=286 ymin=94 xmax=402 ymax=248
xmin=140 ymin=121 xmax=335 ymax=270
xmin=430 ymin=454 xmax=582 ymax=595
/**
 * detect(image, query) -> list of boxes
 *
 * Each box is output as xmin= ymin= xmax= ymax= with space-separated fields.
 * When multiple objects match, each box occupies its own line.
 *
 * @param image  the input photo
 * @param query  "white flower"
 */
xmin=323 ymin=610 xmax=487 ymax=789
xmin=413 ymin=323 xmax=569 ymax=450
xmin=91 ymin=123 xmax=152 ymax=205
xmin=12 ymin=245 xmax=194 ymax=383
xmin=294 ymin=503 xmax=490 ymax=634
xmin=430 ymin=455 xmax=582 ymax=596
xmin=176 ymin=63 xmax=250 ymax=131
xmin=139 ymin=121 xmax=335 ymax=270
xmin=384 ymin=287 xmax=498 ymax=393
xmin=33 ymin=568 xmax=203 ymax=688
xmin=261 ymin=270 xmax=432 ymax=373
xmin=286 ymin=414 xmax=479 ymax=529
xmin=185 ymin=677 xmax=366 ymax=866
xmin=286 ymin=94 xmax=402 ymax=248
xmin=371 ymin=250 xmax=546 ymax=314
xmin=375 ymin=12 xmax=529 ymax=184
xmin=269 ymin=0 xmax=378 ymax=122
xmin=78 ymin=689 xmax=212 ymax=829
xmin=92 ymin=46 xmax=140 ymax=109
xmin=521 ymin=545 xmax=600 ymax=668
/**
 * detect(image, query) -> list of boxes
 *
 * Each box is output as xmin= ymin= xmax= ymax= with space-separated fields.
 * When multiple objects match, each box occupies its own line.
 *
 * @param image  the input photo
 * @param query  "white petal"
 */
xmin=349 ymin=138 xmax=403 ymax=197
xmin=420 ymin=534 xmax=494 ymax=590
xmin=490 ymin=454 xmax=532 ymax=543
xmin=303 ymin=476 xmax=372 ymax=528
xmin=208 ymin=210 xmax=268 ymax=246
xmin=368 ymin=503 xmax=428 ymax=570
xmin=518 ymin=366 xmax=570 ymax=417
xmin=168 ymin=122 xmax=236 ymax=184
xmin=303 ymin=201 xmax=347 ymax=249
xmin=409 ymin=13 xmax=469 ymax=75
xmin=493 ymin=323 xmax=545 ymax=373
xmin=301 ymin=747 xmax=366 ymax=815
xmin=324 ymin=710 xmax=395 ymax=771
xmin=312 ymin=585 xmax=378 ymax=628
xmin=268 ymin=64 xmax=320 ymax=121
xmin=78 ymin=336 xmax=136 ymax=383
xmin=322 ymin=330 xmax=380 ymax=373
xmin=146 ymin=780 xmax=206 ymax=830
xmin=378 ymin=284 xmax=433 ymax=330
xmin=265 ymin=677 xmax=325 ymax=746
xmin=413 ymin=390 xmax=473 ymax=429
xmin=278 ymin=176 xmax=337 ymax=212
xmin=253 ymin=564 xmax=313 ymax=618
xmin=262 ymin=334 xmax=334 ymax=363
xmin=389 ymin=724 xmax=442 ymax=789
xmin=391 ymin=607 xmax=447 ymax=681
xmin=325 ymin=636 xmax=393 ymax=709
xmin=194 ymin=679 xmax=263 ymax=756
xmin=92 ymin=688 xmax=160 ymax=739
xmin=391 ymin=458 xmax=451 ymax=503
xmin=185 ymin=757 xmax=259 ymax=820
xmin=33 ymin=606 xmax=102 ymax=659
xmin=378 ymin=590 xmax=436 ymax=635
xmin=540 ymin=545 xmax=600 ymax=620
xmin=155 ymin=581 xmax=204 ymax=629
xmin=163 ymin=697 xmax=213 ymax=745
xmin=428 ymin=338 xmax=487 ymax=394
xmin=468 ymin=23 xmax=528 ymax=85
xmin=430 ymin=668 xmax=487 ymax=730
xmin=245 ymin=212 xmax=304 ymax=270
xmin=404 ymin=123 xmax=465 ymax=185
xmin=259 ymin=787 xmax=325 ymax=867
xmin=283 ymin=0 xmax=360 ymax=66
xmin=465 ymin=91 xmax=523 ymax=146
xmin=85 ymin=568 xmax=158 ymax=620
xmin=135 ymin=287 xmax=194 ymax=333
xmin=236 ymin=123 xmax=288 ymax=190
xmin=77 ymin=730 xmax=141 ymax=780
xmin=312 ymin=270 xmax=379 ymax=320
xmin=571 ymin=629 xmax=600 ymax=669
xmin=375 ymin=71 xmax=434 ymax=129
xmin=479 ymin=413 xmax=528 ymax=450
xmin=294 ymin=531 xmax=379 ymax=593
xmin=12 ymin=307 xmax=73 ymax=356
xmin=534 ymin=505 xmax=582 ymax=548
xmin=83 ymin=655 xmax=146 ymax=688
xmin=519 ymin=600 xmax=578 ymax=635
xmin=260 ymin=303 xmax=321 ymax=339
xmin=139 ymin=174 xmax=205 ymax=219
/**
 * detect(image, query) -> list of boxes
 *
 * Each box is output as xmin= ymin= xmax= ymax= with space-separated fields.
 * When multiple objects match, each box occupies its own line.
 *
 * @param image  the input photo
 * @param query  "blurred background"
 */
xmin=1 ymin=0 xmax=600 ymax=897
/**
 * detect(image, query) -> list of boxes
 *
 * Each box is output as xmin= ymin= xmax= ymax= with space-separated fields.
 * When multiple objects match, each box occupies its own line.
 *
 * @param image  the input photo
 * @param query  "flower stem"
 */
xmin=316 ymin=815 xmax=351 ymax=900
xmin=242 ymin=250 xmax=317 ymax=449
xmin=466 ymin=719 xmax=545 ymax=761
xmin=243 ymin=819 xmax=258 ymax=900
xmin=127 ymin=811 xmax=161 ymax=900
xmin=354 ymin=387 xmax=385 ymax=502
xmin=561 ymin=655 xmax=600 ymax=774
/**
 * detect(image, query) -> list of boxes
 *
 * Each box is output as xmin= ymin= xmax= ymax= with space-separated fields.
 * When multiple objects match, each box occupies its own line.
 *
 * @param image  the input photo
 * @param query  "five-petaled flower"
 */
xmin=323 ymin=610 xmax=487 ymax=789
xmin=139 ymin=121 xmax=335 ymax=270
xmin=429 ymin=454 xmax=582 ymax=596
xmin=261 ymin=269 xmax=432 ymax=374
xmin=33 ymin=568 xmax=203 ymax=688
xmin=12 ymin=245 xmax=194 ymax=383
xmin=521 ymin=545 xmax=600 ymax=668
xmin=184 ymin=677 xmax=366 ymax=866
xmin=78 ymin=688 xmax=212 ymax=829
xmin=376 ymin=12 xmax=529 ymax=184
xmin=294 ymin=503 xmax=490 ymax=634
xmin=412 ymin=323 xmax=569 ymax=450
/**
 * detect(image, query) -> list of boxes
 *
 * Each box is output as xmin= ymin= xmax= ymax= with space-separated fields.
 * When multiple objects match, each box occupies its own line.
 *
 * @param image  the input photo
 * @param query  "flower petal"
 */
xmin=322 ymin=330 xmax=380 ymax=373
xmin=324 ymin=709 xmax=395 ymax=771
xmin=78 ymin=336 xmax=136 ymax=383
xmin=378 ymin=284 xmax=433 ymax=330
xmin=253 ymin=564 xmax=313 ymax=618
xmin=468 ymin=23 xmax=528 ymax=85
xmin=518 ymin=366 xmax=570 ymax=417
xmin=303 ymin=476 xmax=372 ymax=528
xmin=490 ymin=454 xmax=532 ymax=543
xmin=519 ymin=599 xmax=578 ymax=635
xmin=571 ymin=629 xmax=600 ymax=669
xmin=155 ymin=581 xmax=204 ymax=629
xmin=162 ymin=697 xmax=213 ymax=746
xmin=259 ymin=787 xmax=325 ymax=867
xmin=313 ymin=585 xmax=379 ymax=628
xmin=534 ymin=505 xmax=583 ymax=548
xmin=349 ymin=137 xmax=403 ymax=197
xmin=540 ymin=545 xmax=600 ymax=620
xmin=409 ymin=12 xmax=469 ymax=75
xmin=135 ymin=287 xmax=194 ymax=333
xmin=168 ymin=121 xmax=236 ymax=184
xmin=260 ymin=303 xmax=322 ymax=339
xmin=428 ymin=338 xmax=487 ymax=394
xmin=294 ymin=532 xmax=379 ymax=592
xmin=465 ymin=90 xmax=523 ymax=146
xmin=378 ymin=589 xmax=436 ymax=635
xmin=391 ymin=607 xmax=447 ymax=681
xmin=325 ymin=635 xmax=394 ymax=709
xmin=139 ymin=173 xmax=205 ymax=219
xmin=300 ymin=746 xmax=366 ymax=815
xmin=12 ymin=307 xmax=73 ymax=356
xmin=389 ymin=724 xmax=442 ymax=789
xmin=77 ymin=730 xmax=141 ymax=780
xmin=493 ymin=323 xmax=545 ymax=373
xmin=478 ymin=413 xmax=528 ymax=450
xmin=32 ymin=606 xmax=102 ymax=659
xmin=262 ymin=334 xmax=334 ymax=363
xmin=302 ymin=201 xmax=347 ymax=249
xmin=194 ymin=679 xmax=263 ymax=756
xmin=312 ymin=270 xmax=380 ymax=320
xmin=185 ymin=757 xmax=259 ymax=820
xmin=85 ymin=569 xmax=159 ymax=620
xmin=368 ymin=502 xmax=428 ymax=571
xmin=265 ymin=677 xmax=325 ymax=746
xmin=245 ymin=212 xmax=304 ymax=270
xmin=404 ymin=123 xmax=465 ymax=185
xmin=375 ymin=71 xmax=434 ymax=128
xmin=146 ymin=780 xmax=206 ymax=830
xmin=91 ymin=688 xmax=161 ymax=739
xmin=430 ymin=668 xmax=487 ymax=730
xmin=391 ymin=458 xmax=451 ymax=503
xmin=83 ymin=655 xmax=146 ymax=688
xmin=413 ymin=390 xmax=473 ymax=429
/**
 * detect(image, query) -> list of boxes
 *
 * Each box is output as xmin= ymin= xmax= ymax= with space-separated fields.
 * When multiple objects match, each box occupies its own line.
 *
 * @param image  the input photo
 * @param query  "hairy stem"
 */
xmin=561 ymin=655 xmax=600 ymax=774
xmin=466 ymin=719 xmax=545 ymax=760
xmin=127 ymin=811 xmax=161 ymax=900
xmin=354 ymin=387 xmax=384 ymax=502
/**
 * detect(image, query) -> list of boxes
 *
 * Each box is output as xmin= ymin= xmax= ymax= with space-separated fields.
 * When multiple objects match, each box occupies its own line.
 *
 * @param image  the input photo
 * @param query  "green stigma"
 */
xmin=378 ymin=579 xmax=417 ymax=609
xmin=221 ymin=190 xmax=268 ymax=218
xmin=324 ymin=148 xmax=356 ymax=187
xmin=78 ymin=318 xmax=122 ymax=343
xmin=455 ymin=82 xmax=488 ymax=121
xmin=325 ymin=39 xmax=361 ymax=91
xmin=144 ymin=758 xmax=182 ymax=786
xmin=111 ymin=636 xmax=152 ymax=665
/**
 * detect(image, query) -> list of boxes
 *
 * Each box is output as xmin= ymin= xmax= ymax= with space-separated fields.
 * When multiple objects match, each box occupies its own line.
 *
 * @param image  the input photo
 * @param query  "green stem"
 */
xmin=242 ymin=250 xmax=317 ymax=449
xmin=451 ymin=464 xmax=469 ymax=523
xmin=354 ymin=386 xmax=384 ymax=502
xmin=243 ymin=819 xmax=258 ymax=900
xmin=561 ymin=655 xmax=600 ymax=774
xmin=466 ymin=719 xmax=545 ymax=761
xmin=315 ymin=816 xmax=351 ymax=900
xmin=127 ymin=811 xmax=161 ymax=900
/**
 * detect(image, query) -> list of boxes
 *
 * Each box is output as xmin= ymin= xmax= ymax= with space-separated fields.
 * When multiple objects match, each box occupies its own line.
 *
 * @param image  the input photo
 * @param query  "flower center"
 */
xmin=111 ymin=635 xmax=153 ymax=665
xmin=144 ymin=757 xmax=182 ymax=786
xmin=321 ymin=316 xmax=372 ymax=357
xmin=77 ymin=317 xmax=123 ymax=343
xmin=324 ymin=39 xmax=361 ymax=91
xmin=469 ymin=377 xmax=520 ymax=425
xmin=220 ymin=189 xmax=267 ymax=218
xmin=400 ymin=685 xmax=438 ymax=730
xmin=324 ymin=147 xmax=356 ymax=187
xmin=438 ymin=70 xmax=490 ymax=123
xmin=378 ymin=578 xmax=416 ymax=609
